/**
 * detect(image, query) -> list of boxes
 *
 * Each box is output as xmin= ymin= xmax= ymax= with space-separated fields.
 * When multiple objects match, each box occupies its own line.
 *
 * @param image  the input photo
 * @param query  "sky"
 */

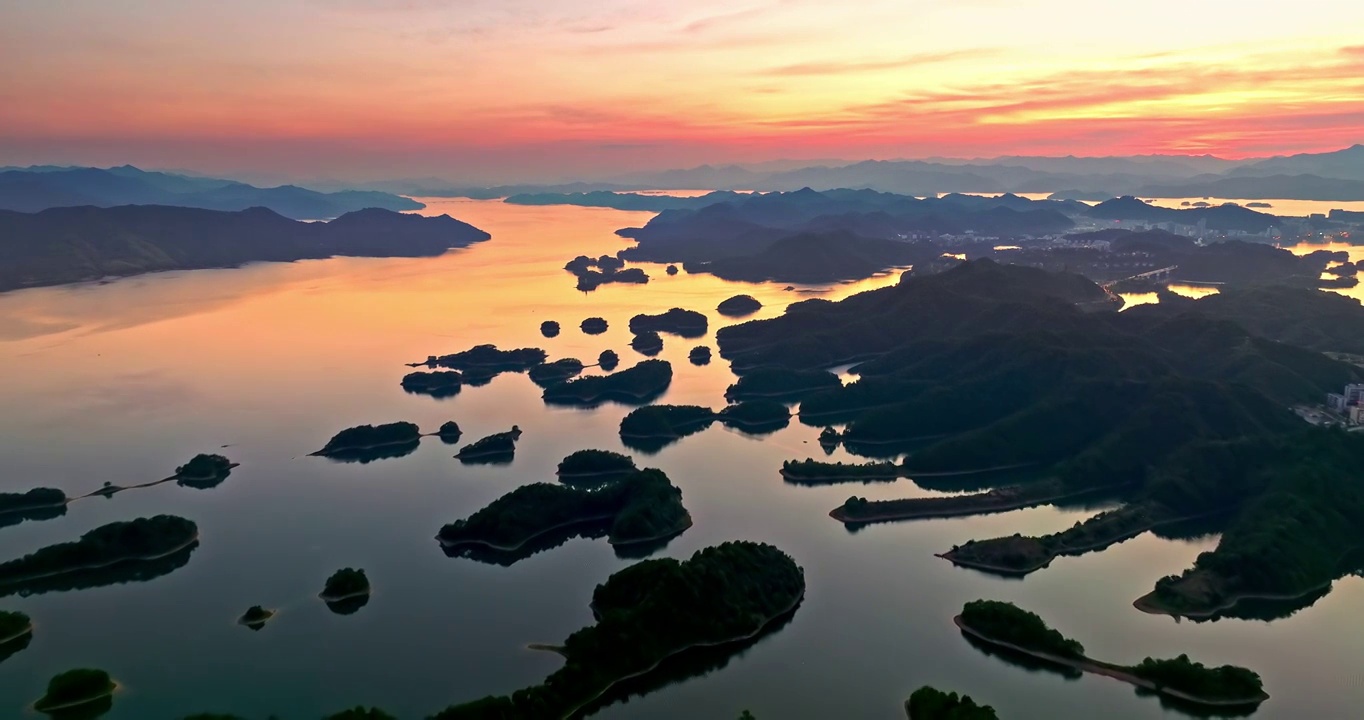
xmin=2 ymin=0 xmax=1363 ymax=183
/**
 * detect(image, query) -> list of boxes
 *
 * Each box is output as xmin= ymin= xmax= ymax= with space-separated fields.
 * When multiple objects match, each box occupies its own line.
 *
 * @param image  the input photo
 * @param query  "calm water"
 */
xmin=0 ymin=199 xmax=1361 ymax=719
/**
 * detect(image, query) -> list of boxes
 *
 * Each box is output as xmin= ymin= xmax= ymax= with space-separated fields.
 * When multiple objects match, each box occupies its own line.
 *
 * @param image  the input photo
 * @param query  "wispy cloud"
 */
xmin=757 ymin=49 xmax=999 ymax=76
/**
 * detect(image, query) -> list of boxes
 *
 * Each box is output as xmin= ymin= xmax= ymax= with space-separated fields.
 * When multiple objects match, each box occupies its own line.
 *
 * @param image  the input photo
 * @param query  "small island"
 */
xmin=688 ymin=346 xmax=711 ymax=365
xmin=0 ymin=515 xmax=198 ymax=589
xmin=581 ymin=317 xmax=609 ymax=335
xmin=717 ymin=400 xmax=791 ymax=434
xmin=313 ymin=422 xmax=421 ymax=457
xmin=237 ymin=605 xmax=275 ymax=630
xmin=725 ymin=367 xmax=841 ymax=401
xmin=437 ymin=421 xmax=463 ymax=444
xmin=429 ymin=541 xmax=804 ymax=719
xmin=0 ymin=609 xmax=33 ymax=646
xmin=418 ymin=344 xmax=547 ymax=373
xmin=541 ymin=320 xmax=560 ymax=338
xmin=717 ymin=294 xmax=762 ymax=317
xmin=628 ymin=308 xmax=708 ymax=338
xmin=665 ymin=264 xmax=678 ymax=275
xmin=32 ymin=668 xmax=117 ymax=714
xmin=542 ymin=359 xmax=672 ymax=406
xmin=619 ymin=405 xmax=717 ymax=443
xmin=401 ymin=370 xmax=463 ymax=398
xmin=818 ymin=427 xmax=842 ymax=448
xmin=905 ymin=686 xmax=997 ymax=720
xmin=527 ymin=358 xmax=585 ymax=388
xmin=831 ymin=480 xmax=1091 ymax=525
xmin=174 ymin=453 xmax=237 ymax=486
xmin=0 ymin=487 xmax=67 ymax=516
xmin=320 ymin=568 xmax=371 ymax=602
xmin=631 ymin=330 xmax=664 ymax=356
xmin=780 ymin=459 xmax=900 ymax=485
xmin=556 ymin=449 xmax=638 ymax=485
xmin=957 ymin=600 xmax=1267 ymax=709
xmin=565 ymin=255 xmax=650 ymax=291
xmin=455 ymin=427 xmax=522 ymax=463
xmin=437 ymin=468 xmax=691 ymax=552
xmin=598 ymin=349 xmax=620 ymax=371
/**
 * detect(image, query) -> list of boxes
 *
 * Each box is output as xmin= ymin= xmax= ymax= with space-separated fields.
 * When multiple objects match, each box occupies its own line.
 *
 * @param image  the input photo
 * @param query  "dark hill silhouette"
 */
xmin=0 ymin=205 xmax=490 ymax=292
xmin=0 ymin=165 xmax=423 ymax=219
xmin=1087 ymin=197 xmax=1277 ymax=232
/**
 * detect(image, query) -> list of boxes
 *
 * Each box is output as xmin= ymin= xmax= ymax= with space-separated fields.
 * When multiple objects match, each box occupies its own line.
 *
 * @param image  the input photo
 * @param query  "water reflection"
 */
xmin=0 ymin=541 xmax=198 ymax=598
xmin=316 ymin=440 xmax=422 ymax=464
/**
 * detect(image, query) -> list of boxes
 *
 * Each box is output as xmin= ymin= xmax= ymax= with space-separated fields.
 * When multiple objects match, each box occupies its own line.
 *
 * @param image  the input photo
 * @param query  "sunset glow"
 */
xmin=3 ymin=0 xmax=1363 ymax=180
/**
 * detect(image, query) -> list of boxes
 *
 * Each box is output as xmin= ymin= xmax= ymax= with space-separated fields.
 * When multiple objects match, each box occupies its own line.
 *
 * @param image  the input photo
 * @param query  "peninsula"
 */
xmin=429 ymin=541 xmax=804 ymax=719
xmin=957 ymin=600 xmax=1267 ymax=709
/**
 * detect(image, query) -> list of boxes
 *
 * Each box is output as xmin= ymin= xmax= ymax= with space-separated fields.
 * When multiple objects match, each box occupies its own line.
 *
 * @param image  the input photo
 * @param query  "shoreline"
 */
xmin=438 ymin=513 xmax=618 ymax=552
xmin=940 ymin=509 xmax=1219 ymax=576
xmin=557 ymin=590 xmax=805 ymax=720
xmin=830 ymin=484 xmax=1116 ymax=524
xmin=0 ymin=533 xmax=199 ymax=586
xmin=607 ymin=513 xmax=693 ymax=547
xmin=0 ymin=499 xmax=68 ymax=514
xmin=319 ymin=589 xmax=371 ymax=603
xmin=954 ymin=616 xmax=1268 ymax=708
xmin=0 ymin=621 xmax=34 ymax=645
xmin=555 ymin=468 xmax=637 ymax=481
xmin=175 ymin=462 xmax=241 ymax=484
xmin=311 ymin=437 xmax=421 ymax=457
xmin=32 ymin=681 xmax=119 ymax=713
xmin=779 ymin=467 xmax=900 ymax=483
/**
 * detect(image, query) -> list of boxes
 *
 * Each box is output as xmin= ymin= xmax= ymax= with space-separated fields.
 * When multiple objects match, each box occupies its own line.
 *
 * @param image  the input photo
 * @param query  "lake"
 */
xmin=0 ymin=198 xmax=1361 ymax=719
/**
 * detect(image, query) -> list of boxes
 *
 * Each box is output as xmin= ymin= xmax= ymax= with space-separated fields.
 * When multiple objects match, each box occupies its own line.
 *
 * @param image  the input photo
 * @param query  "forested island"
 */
xmin=542 ymin=359 xmax=672 ymax=406
xmin=556 ymin=449 xmax=638 ymax=484
xmin=438 ymin=421 xmax=463 ymax=444
xmin=0 ymin=610 xmax=33 ymax=646
xmin=313 ymin=422 xmax=421 ymax=457
xmin=527 ymin=358 xmax=585 ymax=387
xmin=631 ymin=330 xmax=664 ymax=356
xmin=619 ymin=405 xmax=718 ymax=451
xmin=688 ymin=346 xmax=711 ymax=365
xmin=540 ymin=320 xmax=560 ymax=338
xmin=437 ymin=468 xmax=691 ymax=553
xmin=905 ymin=686 xmax=998 ymax=720
xmin=32 ymin=668 xmax=117 ymax=714
xmin=174 ymin=454 xmax=236 ymax=485
xmin=958 ymin=600 xmax=1266 ymax=708
xmin=581 ymin=317 xmax=609 ymax=335
xmin=598 ymin=349 xmax=620 ymax=371
xmin=0 ymin=205 xmax=489 ymax=293
xmin=564 ymin=254 xmax=650 ymax=291
xmin=628 ymin=308 xmax=708 ymax=337
xmin=725 ymin=367 xmax=841 ymax=401
xmin=0 ymin=515 xmax=198 ymax=591
xmin=238 ymin=605 xmax=275 ymax=630
xmin=401 ymin=370 xmax=464 ymax=398
xmin=455 ymin=427 xmax=522 ymax=463
xmin=717 ymin=294 xmax=762 ymax=317
xmin=417 ymin=345 xmax=547 ymax=378
xmin=430 ymin=541 xmax=804 ymax=718
xmin=0 ymin=487 xmax=67 ymax=528
xmin=781 ymin=459 xmax=901 ymax=485
xmin=320 ymin=568 xmax=370 ymax=602
xmin=717 ymin=400 xmax=791 ymax=434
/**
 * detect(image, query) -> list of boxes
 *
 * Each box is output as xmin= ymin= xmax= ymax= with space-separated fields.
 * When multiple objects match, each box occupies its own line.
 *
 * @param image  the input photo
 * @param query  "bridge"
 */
xmin=1102 ymin=265 xmax=1178 ymax=288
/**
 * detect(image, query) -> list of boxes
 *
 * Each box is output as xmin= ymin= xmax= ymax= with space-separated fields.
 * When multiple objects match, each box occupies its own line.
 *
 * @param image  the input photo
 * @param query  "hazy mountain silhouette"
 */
xmin=0 ymin=165 xmax=424 ymax=219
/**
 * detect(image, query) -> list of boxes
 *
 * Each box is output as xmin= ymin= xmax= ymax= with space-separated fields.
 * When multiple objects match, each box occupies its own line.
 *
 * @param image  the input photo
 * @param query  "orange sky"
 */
xmin=2 ymin=0 xmax=1362 ymax=182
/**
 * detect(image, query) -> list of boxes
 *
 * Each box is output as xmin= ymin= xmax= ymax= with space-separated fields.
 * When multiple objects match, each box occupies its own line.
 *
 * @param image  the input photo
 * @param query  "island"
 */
xmin=717 ymin=294 xmax=763 ymax=317
xmin=905 ymin=686 xmax=998 ymax=720
xmin=437 ymin=421 xmax=463 ymax=444
xmin=541 ymin=320 xmax=560 ymax=338
xmin=666 ymin=264 xmax=678 ymax=275
xmin=724 ymin=367 xmax=841 ymax=401
xmin=0 ymin=610 xmax=33 ymax=646
xmin=429 ymin=541 xmax=804 ymax=719
xmin=174 ymin=454 xmax=236 ymax=487
xmin=556 ymin=449 xmax=638 ymax=485
xmin=957 ymin=600 xmax=1267 ymax=709
xmin=32 ymin=668 xmax=117 ymax=714
xmin=581 ymin=317 xmax=609 ymax=335
xmin=629 ymin=308 xmax=708 ymax=338
xmin=631 ymin=330 xmax=664 ymax=356
xmin=0 ymin=487 xmax=67 ymax=528
xmin=416 ymin=344 xmax=547 ymax=375
xmin=401 ymin=370 xmax=463 ymax=398
xmin=0 ymin=515 xmax=198 ymax=591
xmin=780 ymin=459 xmax=900 ymax=485
xmin=542 ymin=359 xmax=672 ymax=406
xmin=565 ymin=254 xmax=650 ymax=291
xmin=237 ymin=605 xmax=275 ymax=630
xmin=717 ymin=400 xmax=791 ymax=434
xmin=598 ymin=349 xmax=620 ymax=371
xmin=455 ymin=427 xmax=522 ymax=463
xmin=527 ymin=358 xmax=585 ymax=387
xmin=818 ymin=427 xmax=842 ymax=449
xmin=320 ymin=568 xmax=371 ymax=602
xmin=312 ymin=422 xmax=421 ymax=458
xmin=688 ymin=346 xmax=711 ymax=365
xmin=0 ymin=204 xmax=490 ymax=293
xmin=437 ymin=468 xmax=691 ymax=553
xmin=619 ymin=405 xmax=717 ymax=451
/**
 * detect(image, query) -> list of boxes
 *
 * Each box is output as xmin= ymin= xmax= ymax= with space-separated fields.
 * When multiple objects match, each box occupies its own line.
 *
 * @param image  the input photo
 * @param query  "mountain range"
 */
xmin=0 ymin=165 xmax=424 ymax=219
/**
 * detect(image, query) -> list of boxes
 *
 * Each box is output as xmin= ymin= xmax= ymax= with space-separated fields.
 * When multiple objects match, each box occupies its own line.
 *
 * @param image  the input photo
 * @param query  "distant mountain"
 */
xmin=1087 ymin=197 xmax=1280 ymax=233
xmin=1134 ymin=174 xmax=1364 ymax=202
xmin=688 ymin=231 xmax=934 ymax=283
xmin=0 ymin=166 xmax=424 ymax=219
xmin=0 ymin=205 xmax=490 ymax=292
xmin=1231 ymin=145 xmax=1364 ymax=182
xmin=504 ymin=190 xmax=748 ymax=212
